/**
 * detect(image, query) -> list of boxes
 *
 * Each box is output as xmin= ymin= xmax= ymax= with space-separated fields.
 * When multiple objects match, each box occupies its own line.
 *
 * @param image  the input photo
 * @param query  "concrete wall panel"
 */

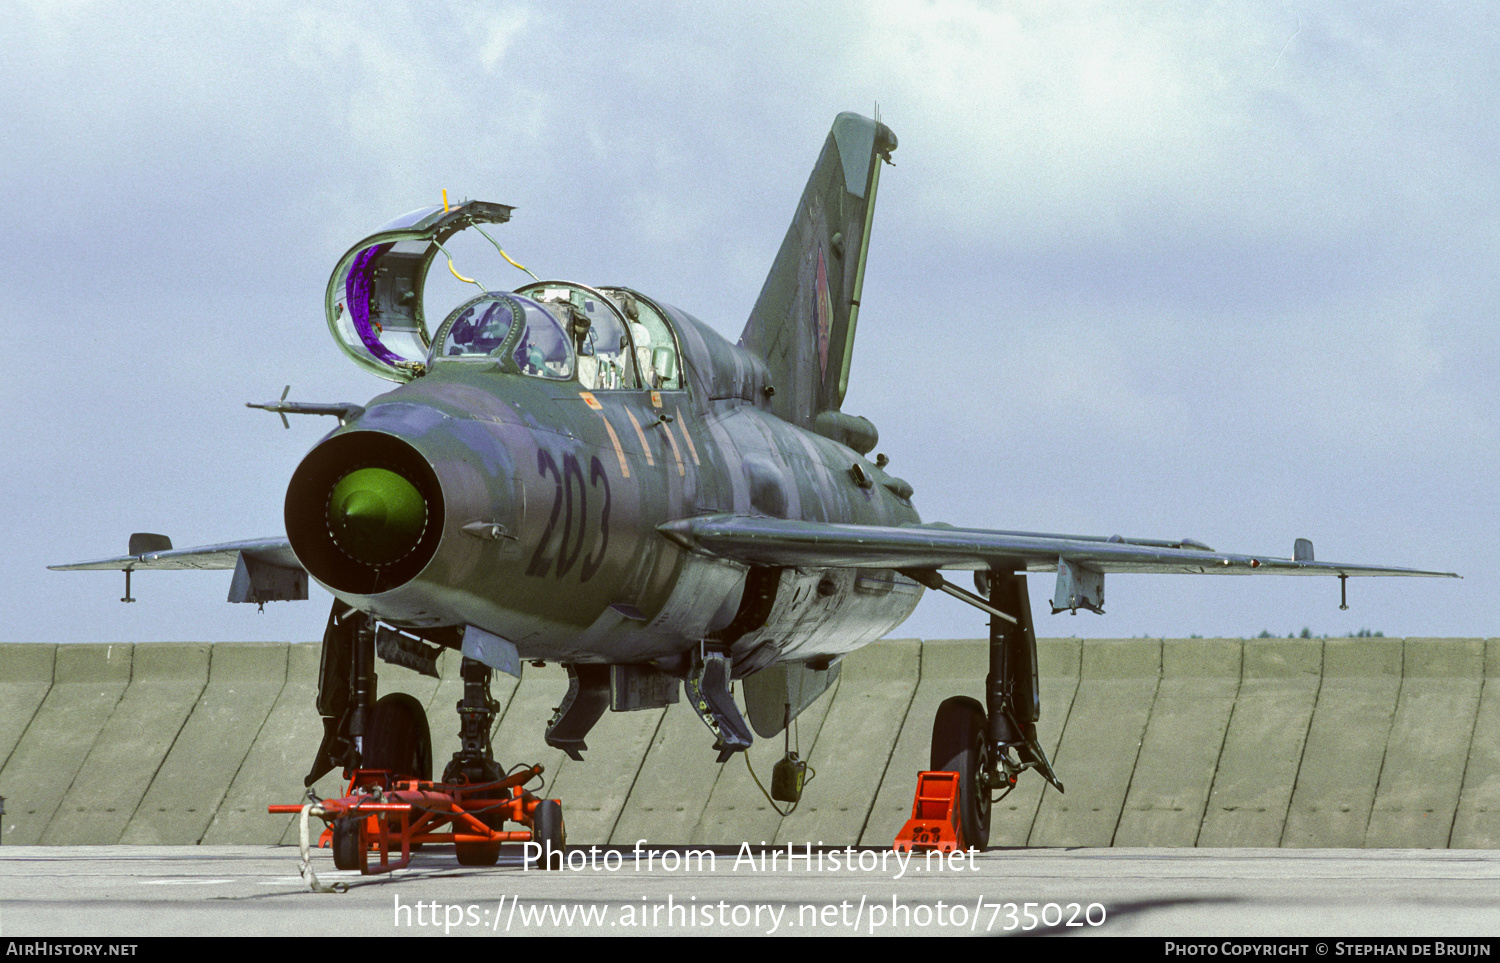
xmin=43 ymin=643 xmax=210 ymax=845
xmin=212 ymin=642 xmax=323 ymax=846
xmin=121 ymin=643 xmax=287 ymax=844
xmin=1116 ymin=639 xmax=1241 ymax=847
xmin=789 ymin=638 xmax=919 ymax=847
xmin=0 ymin=645 xmax=56 ymax=777
xmin=1030 ymin=639 xmax=1161 ymax=847
xmin=862 ymin=639 xmax=987 ymax=846
xmin=1197 ymin=639 xmax=1322 ymax=847
xmin=1366 ymin=638 xmax=1484 ymax=848
xmin=549 ymin=706 xmax=669 ymax=846
xmin=0 ymin=644 xmax=131 ymax=845
xmin=1450 ymin=640 xmax=1500 ymax=848
xmin=0 ymin=644 xmax=58 ymax=844
xmin=1281 ymin=639 xmax=1403 ymax=847
xmin=610 ymin=697 xmax=725 ymax=845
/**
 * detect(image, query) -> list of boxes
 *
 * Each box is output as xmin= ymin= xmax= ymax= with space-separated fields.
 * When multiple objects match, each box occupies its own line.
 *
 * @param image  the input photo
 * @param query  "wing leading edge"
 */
xmin=659 ymin=514 xmax=1456 ymax=614
xmin=49 ymin=537 xmax=299 ymax=571
xmin=658 ymin=515 xmax=1457 ymax=576
xmin=49 ymin=535 xmax=306 ymax=606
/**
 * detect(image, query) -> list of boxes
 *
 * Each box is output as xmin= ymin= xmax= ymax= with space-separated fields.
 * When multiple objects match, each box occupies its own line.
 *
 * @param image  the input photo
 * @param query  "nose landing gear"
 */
xmin=281 ymin=602 xmax=564 ymax=874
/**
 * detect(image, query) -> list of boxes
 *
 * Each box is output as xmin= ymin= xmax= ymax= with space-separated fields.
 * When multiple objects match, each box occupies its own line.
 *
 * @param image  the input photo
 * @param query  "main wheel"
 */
xmin=931 ymin=696 xmax=991 ymax=850
xmin=532 ymin=800 xmax=566 ymax=871
xmin=332 ymin=816 xmax=362 ymax=870
xmin=364 ymin=693 xmax=432 ymax=780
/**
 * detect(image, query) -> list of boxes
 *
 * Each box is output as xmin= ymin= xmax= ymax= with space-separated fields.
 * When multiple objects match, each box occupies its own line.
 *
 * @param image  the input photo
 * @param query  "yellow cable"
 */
xmin=447 ymin=257 xmax=476 ymax=284
xmin=432 ymin=239 xmax=483 ymax=289
xmin=474 ymin=224 xmax=540 ymax=281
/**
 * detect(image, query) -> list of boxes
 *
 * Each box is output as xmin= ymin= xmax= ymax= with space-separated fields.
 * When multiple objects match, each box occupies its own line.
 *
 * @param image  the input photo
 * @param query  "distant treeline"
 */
xmin=1251 ymin=628 xmax=1384 ymax=639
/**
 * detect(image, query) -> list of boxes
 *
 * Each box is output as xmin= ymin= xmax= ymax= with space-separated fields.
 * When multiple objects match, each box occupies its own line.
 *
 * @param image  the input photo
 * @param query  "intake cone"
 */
xmin=286 ymin=432 xmax=445 ymax=595
xmin=328 ymin=467 xmax=427 ymax=566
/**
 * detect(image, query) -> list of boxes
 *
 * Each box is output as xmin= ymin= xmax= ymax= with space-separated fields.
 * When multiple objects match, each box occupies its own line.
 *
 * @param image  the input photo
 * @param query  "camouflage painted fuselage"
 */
xmin=289 ymin=291 xmax=922 ymax=675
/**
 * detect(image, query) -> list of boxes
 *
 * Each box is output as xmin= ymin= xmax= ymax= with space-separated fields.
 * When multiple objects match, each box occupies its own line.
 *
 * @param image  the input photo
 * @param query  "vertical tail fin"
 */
xmin=739 ymin=113 xmax=896 ymax=440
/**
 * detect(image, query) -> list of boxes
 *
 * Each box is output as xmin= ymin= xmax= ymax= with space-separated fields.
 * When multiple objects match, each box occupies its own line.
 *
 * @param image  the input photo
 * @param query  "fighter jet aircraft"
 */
xmin=53 ymin=112 xmax=1456 ymax=852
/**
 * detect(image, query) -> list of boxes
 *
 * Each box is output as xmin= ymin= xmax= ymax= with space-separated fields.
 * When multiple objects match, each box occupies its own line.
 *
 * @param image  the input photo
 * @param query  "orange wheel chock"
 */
xmin=893 ymin=770 xmax=965 ymax=854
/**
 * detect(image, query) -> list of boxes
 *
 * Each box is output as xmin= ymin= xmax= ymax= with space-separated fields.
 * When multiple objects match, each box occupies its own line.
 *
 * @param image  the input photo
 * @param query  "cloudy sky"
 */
xmin=3 ymin=1 xmax=1491 ymax=647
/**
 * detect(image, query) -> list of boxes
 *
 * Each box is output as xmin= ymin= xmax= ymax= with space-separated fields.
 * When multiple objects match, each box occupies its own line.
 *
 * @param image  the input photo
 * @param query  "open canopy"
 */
xmin=325 ymin=200 xmax=515 ymax=382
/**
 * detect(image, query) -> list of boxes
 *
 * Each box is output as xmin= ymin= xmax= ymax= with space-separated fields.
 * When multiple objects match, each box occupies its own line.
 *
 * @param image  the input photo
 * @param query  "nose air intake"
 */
xmin=285 ymin=431 xmax=446 ymax=595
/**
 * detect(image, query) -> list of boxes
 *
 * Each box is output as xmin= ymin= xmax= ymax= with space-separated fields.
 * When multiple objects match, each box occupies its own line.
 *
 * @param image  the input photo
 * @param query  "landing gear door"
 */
xmin=325 ymin=201 xmax=515 ymax=382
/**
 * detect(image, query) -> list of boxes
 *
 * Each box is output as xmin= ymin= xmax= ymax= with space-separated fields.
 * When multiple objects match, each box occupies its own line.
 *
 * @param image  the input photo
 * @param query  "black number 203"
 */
xmin=527 ymin=450 xmax=611 ymax=582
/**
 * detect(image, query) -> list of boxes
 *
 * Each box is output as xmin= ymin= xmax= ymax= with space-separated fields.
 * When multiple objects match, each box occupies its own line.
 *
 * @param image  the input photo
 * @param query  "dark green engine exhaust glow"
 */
xmin=328 ymin=467 xmax=427 ymax=566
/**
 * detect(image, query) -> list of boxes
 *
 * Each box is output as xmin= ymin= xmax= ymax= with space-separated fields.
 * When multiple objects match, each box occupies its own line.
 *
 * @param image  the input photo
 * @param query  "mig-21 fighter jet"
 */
xmin=54 ymin=113 xmax=1455 ymax=855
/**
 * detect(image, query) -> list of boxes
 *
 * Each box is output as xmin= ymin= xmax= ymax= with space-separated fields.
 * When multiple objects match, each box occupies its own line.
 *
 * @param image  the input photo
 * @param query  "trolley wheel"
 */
xmin=364 ymin=692 xmax=432 ymax=780
xmin=532 ymin=799 xmax=566 ymax=871
xmin=332 ymin=815 xmax=362 ymax=871
xmin=454 ymin=840 xmax=501 ymax=866
xmin=455 ymin=805 xmax=503 ymax=866
xmin=931 ymin=696 xmax=991 ymax=850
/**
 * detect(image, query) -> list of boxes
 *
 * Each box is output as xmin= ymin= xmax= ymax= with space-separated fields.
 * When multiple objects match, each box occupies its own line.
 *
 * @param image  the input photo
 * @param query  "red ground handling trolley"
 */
xmin=271 ymin=765 xmax=565 ymax=875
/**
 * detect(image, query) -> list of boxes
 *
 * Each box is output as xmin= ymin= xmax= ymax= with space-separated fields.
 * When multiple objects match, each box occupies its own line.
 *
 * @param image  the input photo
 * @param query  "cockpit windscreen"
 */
xmin=431 ymin=292 xmax=574 ymax=381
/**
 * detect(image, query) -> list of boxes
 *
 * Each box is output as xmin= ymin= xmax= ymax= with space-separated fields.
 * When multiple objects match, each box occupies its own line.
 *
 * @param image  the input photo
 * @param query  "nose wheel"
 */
xmin=363 ymin=693 xmax=433 ymax=780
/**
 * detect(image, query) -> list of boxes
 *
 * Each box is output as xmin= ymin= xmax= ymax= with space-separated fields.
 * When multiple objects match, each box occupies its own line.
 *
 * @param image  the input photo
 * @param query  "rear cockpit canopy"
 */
xmin=427 ymin=282 xmax=683 ymax=392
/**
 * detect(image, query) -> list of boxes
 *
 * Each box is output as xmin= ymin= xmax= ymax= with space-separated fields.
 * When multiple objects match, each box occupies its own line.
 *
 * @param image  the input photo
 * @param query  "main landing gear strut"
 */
xmin=896 ymin=570 xmax=1064 ymax=853
xmin=276 ymin=602 xmax=565 ymax=874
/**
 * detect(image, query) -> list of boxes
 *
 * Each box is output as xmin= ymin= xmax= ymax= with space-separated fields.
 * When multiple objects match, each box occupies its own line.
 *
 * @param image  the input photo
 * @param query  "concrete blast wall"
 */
xmin=1 ymin=638 xmax=1496 ymax=849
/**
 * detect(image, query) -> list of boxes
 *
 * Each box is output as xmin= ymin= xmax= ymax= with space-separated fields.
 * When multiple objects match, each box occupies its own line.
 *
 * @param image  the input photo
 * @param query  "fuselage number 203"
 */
xmin=527 ymin=449 xmax=611 ymax=583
